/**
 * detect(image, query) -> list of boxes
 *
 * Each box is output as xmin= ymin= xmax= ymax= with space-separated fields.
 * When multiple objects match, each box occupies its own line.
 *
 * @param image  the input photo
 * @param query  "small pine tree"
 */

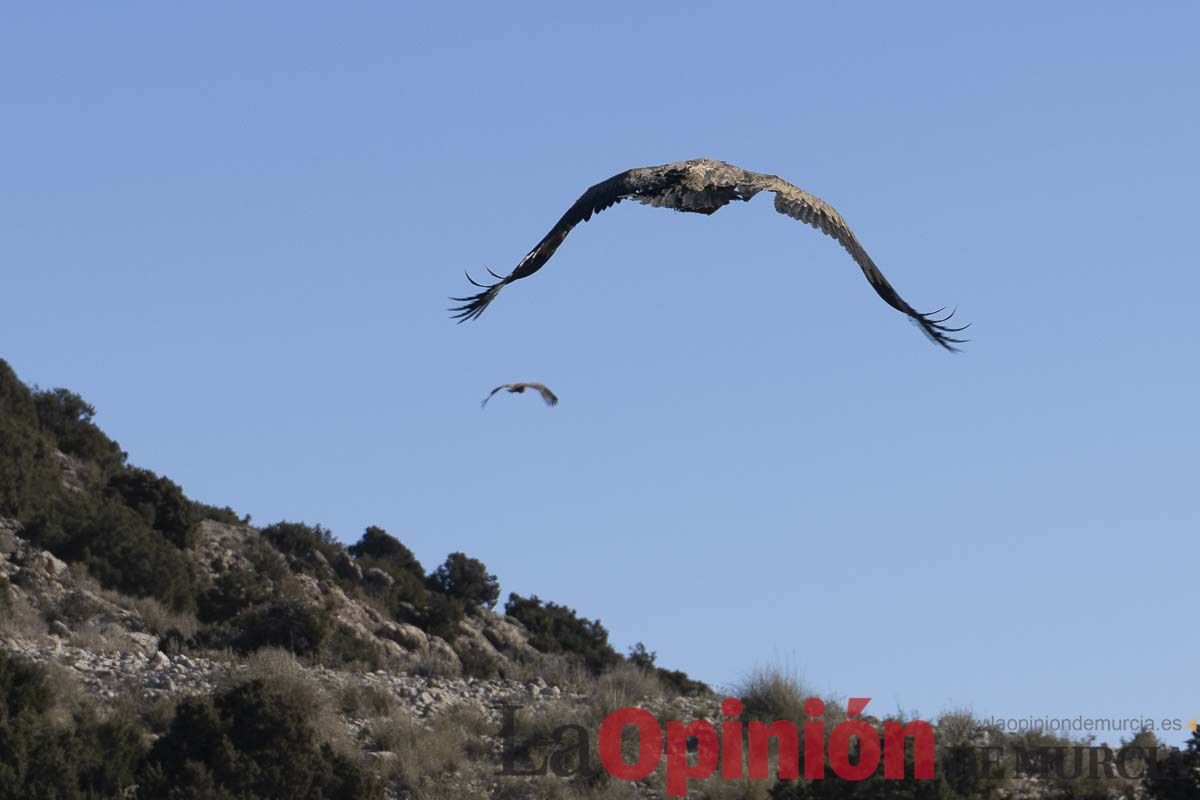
xmin=31 ymin=387 xmax=126 ymax=474
xmin=348 ymin=526 xmax=429 ymax=615
xmin=628 ymin=642 xmax=656 ymax=669
xmin=348 ymin=526 xmax=424 ymax=577
xmin=427 ymin=552 xmax=499 ymax=612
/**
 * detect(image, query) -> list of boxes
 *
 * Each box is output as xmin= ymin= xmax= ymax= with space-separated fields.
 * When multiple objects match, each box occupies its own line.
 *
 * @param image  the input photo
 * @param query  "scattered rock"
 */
xmin=332 ymin=550 xmax=363 ymax=583
xmin=363 ymin=567 xmax=394 ymax=590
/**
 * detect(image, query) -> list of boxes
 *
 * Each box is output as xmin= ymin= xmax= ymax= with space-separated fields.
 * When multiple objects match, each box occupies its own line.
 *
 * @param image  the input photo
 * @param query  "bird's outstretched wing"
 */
xmin=525 ymin=383 xmax=559 ymax=406
xmin=480 ymin=385 xmax=508 ymax=408
xmin=749 ymin=173 xmax=969 ymax=351
xmin=450 ymin=168 xmax=668 ymax=322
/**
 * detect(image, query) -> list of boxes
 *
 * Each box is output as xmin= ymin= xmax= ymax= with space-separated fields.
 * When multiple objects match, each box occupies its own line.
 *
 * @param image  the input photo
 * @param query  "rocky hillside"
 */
xmin=1 ymin=513 xmax=720 ymax=799
xmin=2 ymin=514 xmax=556 ymax=690
xmin=1 ymin=512 xmax=1174 ymax=800
xmin=1 ymin=358 xmax=1192 ymax=799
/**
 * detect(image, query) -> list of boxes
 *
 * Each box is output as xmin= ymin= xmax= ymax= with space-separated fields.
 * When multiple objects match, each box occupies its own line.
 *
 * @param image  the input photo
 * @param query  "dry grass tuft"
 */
xmin=592 ymin=663 xmax=662 ymax=717
xmin=368 ymin=704 xmax=493 ymax=790
xmin=508 ymin=654 xmax=593 ymax=692
xmin=735 ymin=663 xmax=813 ymax=726
xmin=0 ymin=587 xmax=48 ymax=640
xmin=127 ymin=594 xmax=199 ymax=638
xmin=408 ymin=646 xmax=461 ymax=678
xmin=339 ymin=682 xmax=398 ymax=719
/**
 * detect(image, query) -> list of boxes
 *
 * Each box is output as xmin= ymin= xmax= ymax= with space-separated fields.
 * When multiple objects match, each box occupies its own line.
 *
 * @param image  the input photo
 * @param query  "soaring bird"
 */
xmin=481 ymin=382 xmax=559 ymax=408
xmin=450 ymin=158 xmax=967 ymax=350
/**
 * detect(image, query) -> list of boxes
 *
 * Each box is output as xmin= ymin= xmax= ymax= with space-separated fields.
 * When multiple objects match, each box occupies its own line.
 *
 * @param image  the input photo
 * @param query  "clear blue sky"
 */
xmin=3 ymin=2 xmax=1197 ymax=742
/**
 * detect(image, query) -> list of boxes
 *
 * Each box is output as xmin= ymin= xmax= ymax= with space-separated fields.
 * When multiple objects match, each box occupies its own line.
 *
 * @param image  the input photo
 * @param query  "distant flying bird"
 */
xmin=481 ymin=382 xmax=559 ymax=409
xmin=451 ymin=158 xmax=967 ymax=350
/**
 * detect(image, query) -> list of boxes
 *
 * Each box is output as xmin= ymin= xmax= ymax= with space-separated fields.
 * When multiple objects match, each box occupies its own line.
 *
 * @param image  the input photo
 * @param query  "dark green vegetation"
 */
xmin=428 ymin=551 xmax=500 ymax=611
xmin=0 ymin=651 xmax=143 ymax=799
xmin=505 ymin=592 xmax=621 ymax=673
xmin=350 ymin=525 xmax=428 ymax=604
xmin=626 ymin=642 xmax=711 ymax=697
xmin=140 ymin=678 xmax=381 ymax=799
xmin=0 ymin=362 xmax=62 ymax=522
xmin=1145 ymin=729 xmax=1200 ymax=800
xmin=0 ymin=651 xmax=381 ymax=800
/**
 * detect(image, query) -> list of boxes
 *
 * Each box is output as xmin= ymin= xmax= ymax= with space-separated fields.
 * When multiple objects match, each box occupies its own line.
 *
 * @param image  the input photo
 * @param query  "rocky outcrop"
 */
xmin=3 ymin=517 xmax=555 ymax=685
xmin=1 ymin=519 xmax=154 ymax=651
xmin=183 ymin=518 xmax=538 ymax=677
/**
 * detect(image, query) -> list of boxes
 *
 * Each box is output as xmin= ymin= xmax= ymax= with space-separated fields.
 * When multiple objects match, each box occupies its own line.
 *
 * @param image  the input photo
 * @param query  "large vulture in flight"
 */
xmin=480 ymin=382 xmax=559 ymax=408
xmin=451 ymin=158 xmax=967 ymax=350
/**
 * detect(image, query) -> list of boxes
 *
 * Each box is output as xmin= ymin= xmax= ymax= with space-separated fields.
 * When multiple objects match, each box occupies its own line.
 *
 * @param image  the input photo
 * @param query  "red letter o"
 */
xmin=599 ymin=707 xmax=662 ymax=781
xmin=828 ymin=720 xmax=881 ymax=781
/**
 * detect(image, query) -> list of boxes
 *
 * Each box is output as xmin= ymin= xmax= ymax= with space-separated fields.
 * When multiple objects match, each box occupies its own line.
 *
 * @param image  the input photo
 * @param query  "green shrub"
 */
xmin=31 ymin=387 xmax=125 ymax=476
xmin=0 ymin=651 xmax=146 ymax=799
xmin=505 ymin=593 xmax=619 ymax=674
xmin=22 ymin=496 xmax=198 ymax=613
xmin=193 ymin=502 xmax=248 ymax=525
xmin=368 ymin=566 xmax=428 ymax=619
xmin=625 ymin=642 xmax=709 ymax=696
xmin=427 ymin=552 xmax=499 ymax=612
xmin=344 ymin=529 xmax=423 ymax=616
xmin=139 ymin=678 xmax=381 ymax=800
xmin=349 ymin=526 xmax=424 ymax=578
xmin=458 ymin=646 xmax=500 ymax=679
xmin=259 ymin=522 xmax=375 ymax=606
xmin=260 ymin=520 xmax=338 ymax=562
xmin=198 ymin=567 xmax=275 ymax=624
xmin=0 ymin=420 xmax=60 ymax=522
xmin=420 ymin=591 xmax=466 ymax=641
xmin=654 ymin=666 xmax=709 ymax=697
xmin=106 ymin=466 xmax=198 ymax=548
xmin=0 ymin=359 xmax=38 ymax=427
xmin=196 ymin=537 xmax=299 ymax=627
xmin=627 ymin=641 xmax=655 ymax=669
xmin=350 ymin=526 xmax=429 ymax=614
xmin=229 ymin=599 xmax=332 ymax=657
xmin=320 ymin=625 xmax=387 ymax=671
xmin=244 ymin=535 xmax=292 ymax=582
xmin=0 ymin=360 xmax=63 ymax=520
